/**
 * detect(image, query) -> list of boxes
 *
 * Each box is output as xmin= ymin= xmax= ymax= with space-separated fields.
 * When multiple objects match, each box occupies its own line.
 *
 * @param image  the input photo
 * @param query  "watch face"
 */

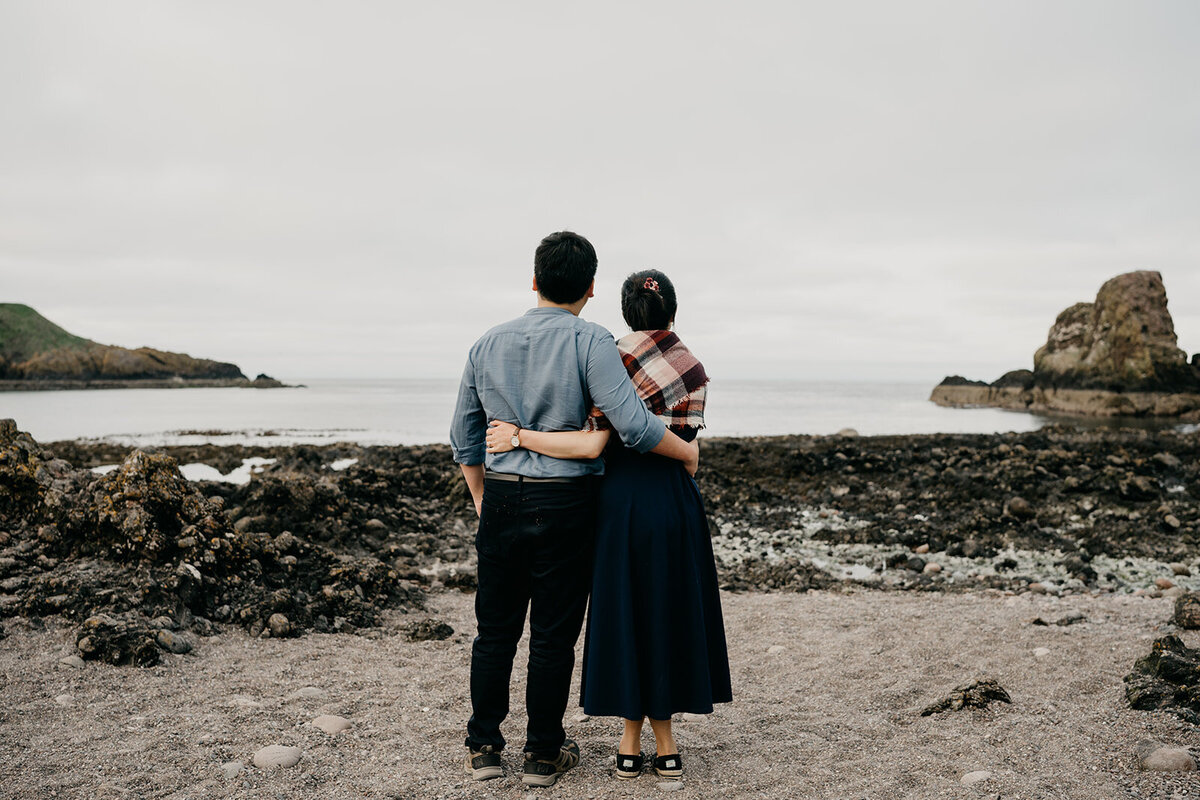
xmin=511 ymin=435 xmax=520 ymax=447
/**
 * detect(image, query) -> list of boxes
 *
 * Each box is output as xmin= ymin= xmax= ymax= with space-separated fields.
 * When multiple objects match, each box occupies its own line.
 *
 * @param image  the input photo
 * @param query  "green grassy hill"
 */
xmin=0 ymin=304 xmax=91 ymax=362
xmin=0 ymin=303 xmax=246 ymax=381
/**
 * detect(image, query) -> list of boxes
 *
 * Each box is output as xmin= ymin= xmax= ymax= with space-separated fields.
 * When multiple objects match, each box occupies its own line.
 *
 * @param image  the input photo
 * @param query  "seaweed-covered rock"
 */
xmin=406 ymin=619 xmax=454 ymax=641
xmin=76 ymin=612 xmax=160 ymax=666
xmin=1174 ymin=593 xmax=1200 ymax=629
xmin=921 ymin=678 xmax=1012 ymax=716
xmin=1124 ymin=636 xmax=1200 ymax=724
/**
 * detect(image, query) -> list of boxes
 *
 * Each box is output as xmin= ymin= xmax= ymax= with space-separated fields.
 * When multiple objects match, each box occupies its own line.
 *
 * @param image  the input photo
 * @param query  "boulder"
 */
xmin=1033 ymin=271 xmax=1195 ymax=391
xmin=1174 ymin=593 xmax=1200 ymax=629
xmin=1124 ymin=635 xmax=1200 ymax=723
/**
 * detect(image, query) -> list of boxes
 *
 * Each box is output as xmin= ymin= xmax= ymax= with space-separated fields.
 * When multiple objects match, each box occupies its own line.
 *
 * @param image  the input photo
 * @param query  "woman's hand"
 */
xmin=486 ymin=420 xmax=519 ymax=454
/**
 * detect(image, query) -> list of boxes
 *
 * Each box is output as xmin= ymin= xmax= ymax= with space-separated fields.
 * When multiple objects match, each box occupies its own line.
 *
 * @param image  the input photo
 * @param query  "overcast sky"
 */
xmin=2 ymin=1 xmax=1198 ymax=383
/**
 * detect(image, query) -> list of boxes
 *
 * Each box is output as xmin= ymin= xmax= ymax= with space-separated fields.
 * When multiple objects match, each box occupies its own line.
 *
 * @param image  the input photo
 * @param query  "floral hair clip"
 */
xmin=643 ymin=277 xmax=660 ymax=292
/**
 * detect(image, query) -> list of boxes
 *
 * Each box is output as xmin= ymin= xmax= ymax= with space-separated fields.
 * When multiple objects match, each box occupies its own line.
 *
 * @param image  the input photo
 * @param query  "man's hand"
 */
xmin=683 ymin=440 xmax=700 ymax=477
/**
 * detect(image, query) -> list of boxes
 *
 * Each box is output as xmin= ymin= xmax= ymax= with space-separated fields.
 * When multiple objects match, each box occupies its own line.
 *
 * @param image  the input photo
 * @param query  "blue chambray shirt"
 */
xmin=450 ymin=307 xmax=666 ymax=477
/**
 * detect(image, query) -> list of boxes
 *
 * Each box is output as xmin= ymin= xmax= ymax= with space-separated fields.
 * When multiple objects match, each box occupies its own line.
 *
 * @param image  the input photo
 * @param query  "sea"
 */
xmin=0 ymin=378 xmax=1187 ymax=447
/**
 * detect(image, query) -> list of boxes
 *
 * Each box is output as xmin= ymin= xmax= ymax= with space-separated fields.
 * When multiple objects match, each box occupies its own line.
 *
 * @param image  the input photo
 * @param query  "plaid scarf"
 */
xmin=588 ymin=330 xmax=708 ymax=431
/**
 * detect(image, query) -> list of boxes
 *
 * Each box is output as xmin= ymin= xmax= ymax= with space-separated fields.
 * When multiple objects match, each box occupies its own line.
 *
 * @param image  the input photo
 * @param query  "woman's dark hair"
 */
xmin=621 ymin=269 xmax=677 ymax=331
xmin=533 ymin=231 xmax=598 ymax=304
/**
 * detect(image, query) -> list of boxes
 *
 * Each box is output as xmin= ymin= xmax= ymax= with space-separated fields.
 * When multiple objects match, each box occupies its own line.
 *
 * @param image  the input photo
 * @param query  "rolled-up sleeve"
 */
xmin=450 ymin=353 xmax=487 ymax=465
xmin=584 ymin=333 xmax=666 ymax=453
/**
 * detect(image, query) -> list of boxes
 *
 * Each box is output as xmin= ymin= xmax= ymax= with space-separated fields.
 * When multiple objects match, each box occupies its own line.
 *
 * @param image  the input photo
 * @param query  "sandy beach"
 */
xmin=2 ymin=587 xmax=1197 ymax=800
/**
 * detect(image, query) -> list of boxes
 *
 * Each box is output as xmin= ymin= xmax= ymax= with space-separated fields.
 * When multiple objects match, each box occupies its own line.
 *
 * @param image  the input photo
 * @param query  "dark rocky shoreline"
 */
xmin=4 ymin=420 xmax=1200 ymax=665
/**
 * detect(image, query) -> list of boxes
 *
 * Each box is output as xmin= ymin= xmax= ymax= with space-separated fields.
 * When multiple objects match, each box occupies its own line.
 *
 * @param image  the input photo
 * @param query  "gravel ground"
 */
xmin=1 ymin=589 xmax=1197 ymax=800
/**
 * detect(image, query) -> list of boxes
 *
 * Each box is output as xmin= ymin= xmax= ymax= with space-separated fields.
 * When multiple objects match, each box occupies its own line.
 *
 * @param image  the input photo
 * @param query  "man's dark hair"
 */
xmin=621 ymin=269 xmax=677 ymax=331
xmin=534 ymin=231 xmax=598 ymax=304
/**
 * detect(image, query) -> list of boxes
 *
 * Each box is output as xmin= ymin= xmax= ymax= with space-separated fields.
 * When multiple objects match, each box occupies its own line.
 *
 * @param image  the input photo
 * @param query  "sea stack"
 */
xmin=932 ymin=271 xmax=1200 ymax=418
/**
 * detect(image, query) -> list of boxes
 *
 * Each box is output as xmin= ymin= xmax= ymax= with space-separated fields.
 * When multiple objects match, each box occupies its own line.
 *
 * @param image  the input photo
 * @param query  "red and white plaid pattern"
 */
xmin=587 ymin=330 xmax=708 ymax=431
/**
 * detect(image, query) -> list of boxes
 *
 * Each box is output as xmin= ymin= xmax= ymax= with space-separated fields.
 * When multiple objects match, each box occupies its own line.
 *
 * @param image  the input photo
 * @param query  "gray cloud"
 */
xmin=2 ymin=0 xmax=1197 ymax=383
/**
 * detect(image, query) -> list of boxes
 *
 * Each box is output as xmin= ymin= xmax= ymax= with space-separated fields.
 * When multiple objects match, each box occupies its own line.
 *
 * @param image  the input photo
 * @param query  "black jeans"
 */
xmin=465 ymin=475 xmax=597 ymax=759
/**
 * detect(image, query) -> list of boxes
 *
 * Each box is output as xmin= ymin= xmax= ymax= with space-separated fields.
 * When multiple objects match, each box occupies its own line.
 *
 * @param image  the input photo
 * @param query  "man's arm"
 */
xmin=449 ymin=353 xmax=488 ymax=513
xmin=584 ymin=332 xmax=698 ymax=473
xmin=460 ymin=464 xmax=484 ymax=517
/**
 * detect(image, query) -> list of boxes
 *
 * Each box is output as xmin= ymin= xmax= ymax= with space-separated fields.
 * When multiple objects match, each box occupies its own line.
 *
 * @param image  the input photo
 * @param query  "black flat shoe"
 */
xmin=616 ymin=751 xmax=644 ymax=780
xmin=654 ymin=753 xmax=683 ymax=779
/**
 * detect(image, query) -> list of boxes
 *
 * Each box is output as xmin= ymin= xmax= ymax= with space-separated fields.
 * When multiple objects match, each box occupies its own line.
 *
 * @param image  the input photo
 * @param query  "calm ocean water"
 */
xmin=0 ymin=378 xmax=1181 ymax=447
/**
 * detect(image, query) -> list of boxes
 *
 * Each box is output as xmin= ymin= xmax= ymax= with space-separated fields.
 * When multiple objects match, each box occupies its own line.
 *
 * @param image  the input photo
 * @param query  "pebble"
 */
xmin=155 ymin=630 xmax=193 ymax=654
xmin=54 ymin=693 xmax=74 ymax=706
xmin=267 ymin=613 xmax=291 ymax=638
xmin=291 ymin=686 xmax=326 ymax=699
xmin=680 ymin=713 xmax=707 ymax=722
xmin=960 ymin=770 xmax=992 ymax=786
xmin=312 ymin=714 xmax=352 ymax=735
xmin=767 ymin=645 xmax=786 ymax=655
xmin=1029 ymin=582 xmax=1048 ymax=594
xmin=914 ymin=544 xmax=930 ymax=554
xmin=230 ymin=696 xmax=264 ymax=710
xmin=1164 ymin=514 xmax=1182 ymax=529
xmin=923 ymin=562 xmax=942 ymax=575
xmin=1170 ymin=563 xmax=1192 ymax=576
xmin=1033 ymin=647 xmax=1051 ymax=658
xmin=1156 ymin=578 xmax=1176 ymax=590
xmin=58 ymin=655 xmax=85 ymax=669
xmin=219 ymin=761 xmax=245 ymax=779
xmin=1163 ymin=586 xmax=1186 ymax=599
xmin=573 ymin=713 xmax=591 ymax=723
xmin=252 ymin=745 xmax=302 ymax=769
xmin=657 ymin=780 xmax=684 ymax=791
xmin=1136 ymin=741 xmax=1196 ymax=772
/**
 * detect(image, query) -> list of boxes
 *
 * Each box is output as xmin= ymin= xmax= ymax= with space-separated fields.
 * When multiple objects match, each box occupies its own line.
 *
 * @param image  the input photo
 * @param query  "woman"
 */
xmin=485 ymin=269 xmax=732 ymax=781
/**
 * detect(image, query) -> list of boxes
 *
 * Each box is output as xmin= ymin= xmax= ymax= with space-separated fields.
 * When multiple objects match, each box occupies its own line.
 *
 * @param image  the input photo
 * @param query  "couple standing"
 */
xmin=449 ymin=231 xmax=732 ymax=787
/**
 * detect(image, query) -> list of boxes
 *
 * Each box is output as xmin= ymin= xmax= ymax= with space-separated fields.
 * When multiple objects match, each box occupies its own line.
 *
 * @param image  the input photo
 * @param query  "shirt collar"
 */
xmin=524 ymin=307 xmax=576 ymax=317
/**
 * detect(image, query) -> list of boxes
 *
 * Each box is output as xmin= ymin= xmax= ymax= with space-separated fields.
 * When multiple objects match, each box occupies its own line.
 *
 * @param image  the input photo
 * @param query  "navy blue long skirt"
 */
xmin=579 ymin=436 xmax=732 ymax=720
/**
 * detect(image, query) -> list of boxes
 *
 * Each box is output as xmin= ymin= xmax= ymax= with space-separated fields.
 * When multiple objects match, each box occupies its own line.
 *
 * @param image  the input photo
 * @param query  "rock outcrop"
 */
xmin=0 ymin=419 xmax=423 ymax=664
xmin=932 ymin=271 xmax=1200 ymax=417
xmin=0 ymin=303 xmax=281 ymax=389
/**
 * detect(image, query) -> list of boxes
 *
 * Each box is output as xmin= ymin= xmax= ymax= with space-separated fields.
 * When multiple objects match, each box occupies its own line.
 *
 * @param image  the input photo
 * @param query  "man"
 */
xmin=450 ymin=231 xmax=699 ymax=787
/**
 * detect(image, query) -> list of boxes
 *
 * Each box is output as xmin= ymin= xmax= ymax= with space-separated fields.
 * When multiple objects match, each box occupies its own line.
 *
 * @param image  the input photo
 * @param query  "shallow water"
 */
xmin=0 ymin=378 xmax=1186 ymax=446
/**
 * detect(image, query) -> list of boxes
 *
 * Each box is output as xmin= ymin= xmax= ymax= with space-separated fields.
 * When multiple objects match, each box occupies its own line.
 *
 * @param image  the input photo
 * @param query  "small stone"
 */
xmin=312 ymin=714 xmax=352 ymax=735
xmin=960 ymin=770 xmax=992 ymax=786
xmin=267 ymin=614 xmax=291 ymax=638
xmin=657 ymin=780 xmax=684 ymax=791
xmin=923 ymin=562 xmax=942 ymax=575
xmin=1170 ymin=563 xmax=1192 ymax=576
xmin=1164 ymin=514 xmax=1182 ymax=530
xmin=1163 ymin=586 xmax=1186 ymax=599
xmin=914 ymin=544 xmax=930 ymax=554
xmin=291 ymin=686 xmax=326 ymax=700
xmin=220 ymin=761 xmax=245 ymax=779
xmin=230 ymin=696 xmax=263 ymax=710
xmin=680 ymin=713 xmax=707 ymax=722
xmin=58 ymin=655 xmax=85 ymax=669
xmin=1033 ymin=647 xmax=1051 ymax=658
xmin=1136 ymin=741 xmax=1196 ymax=772
xmin=54 ymin=693 xmax=74 ymax=706
xmin=1005 ymin=497 xmax=1034 ymax=519
xmin=155 ymin=630 xmax=193 ymax=654
xmin=905 ymin=556 xmax=926 ymax=572
xmin=1156 ymin=578 xmax=1176 ymax=590
xmin=1028 ymin=582 xmax=1048 ymax=594
xmin=252 ymin=745 xmax=302 ymax=769
xmin=767 ymin=645 xmax=786 ymax=655
xmin=573 ymin=713 xmax=591 ymax=723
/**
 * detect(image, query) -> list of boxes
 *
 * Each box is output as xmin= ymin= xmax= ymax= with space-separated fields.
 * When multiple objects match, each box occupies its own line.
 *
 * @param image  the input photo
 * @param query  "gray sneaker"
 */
xmin=465 ymin=745 xmax=503 ymax=781
xmin=521 ymin=739 xmax=580 ymax=787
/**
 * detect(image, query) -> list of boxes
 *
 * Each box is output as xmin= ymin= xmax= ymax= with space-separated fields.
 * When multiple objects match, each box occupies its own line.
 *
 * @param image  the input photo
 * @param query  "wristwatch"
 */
xmin=511 ymin=428 xmax=522 ymax=448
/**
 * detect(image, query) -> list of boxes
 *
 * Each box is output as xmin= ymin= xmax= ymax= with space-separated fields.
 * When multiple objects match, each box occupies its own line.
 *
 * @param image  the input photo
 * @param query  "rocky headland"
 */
xmin=932 ymin=271 xmax=1200 ymax=418
xmin=0 ymin=303 xmax=284 ymax=390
